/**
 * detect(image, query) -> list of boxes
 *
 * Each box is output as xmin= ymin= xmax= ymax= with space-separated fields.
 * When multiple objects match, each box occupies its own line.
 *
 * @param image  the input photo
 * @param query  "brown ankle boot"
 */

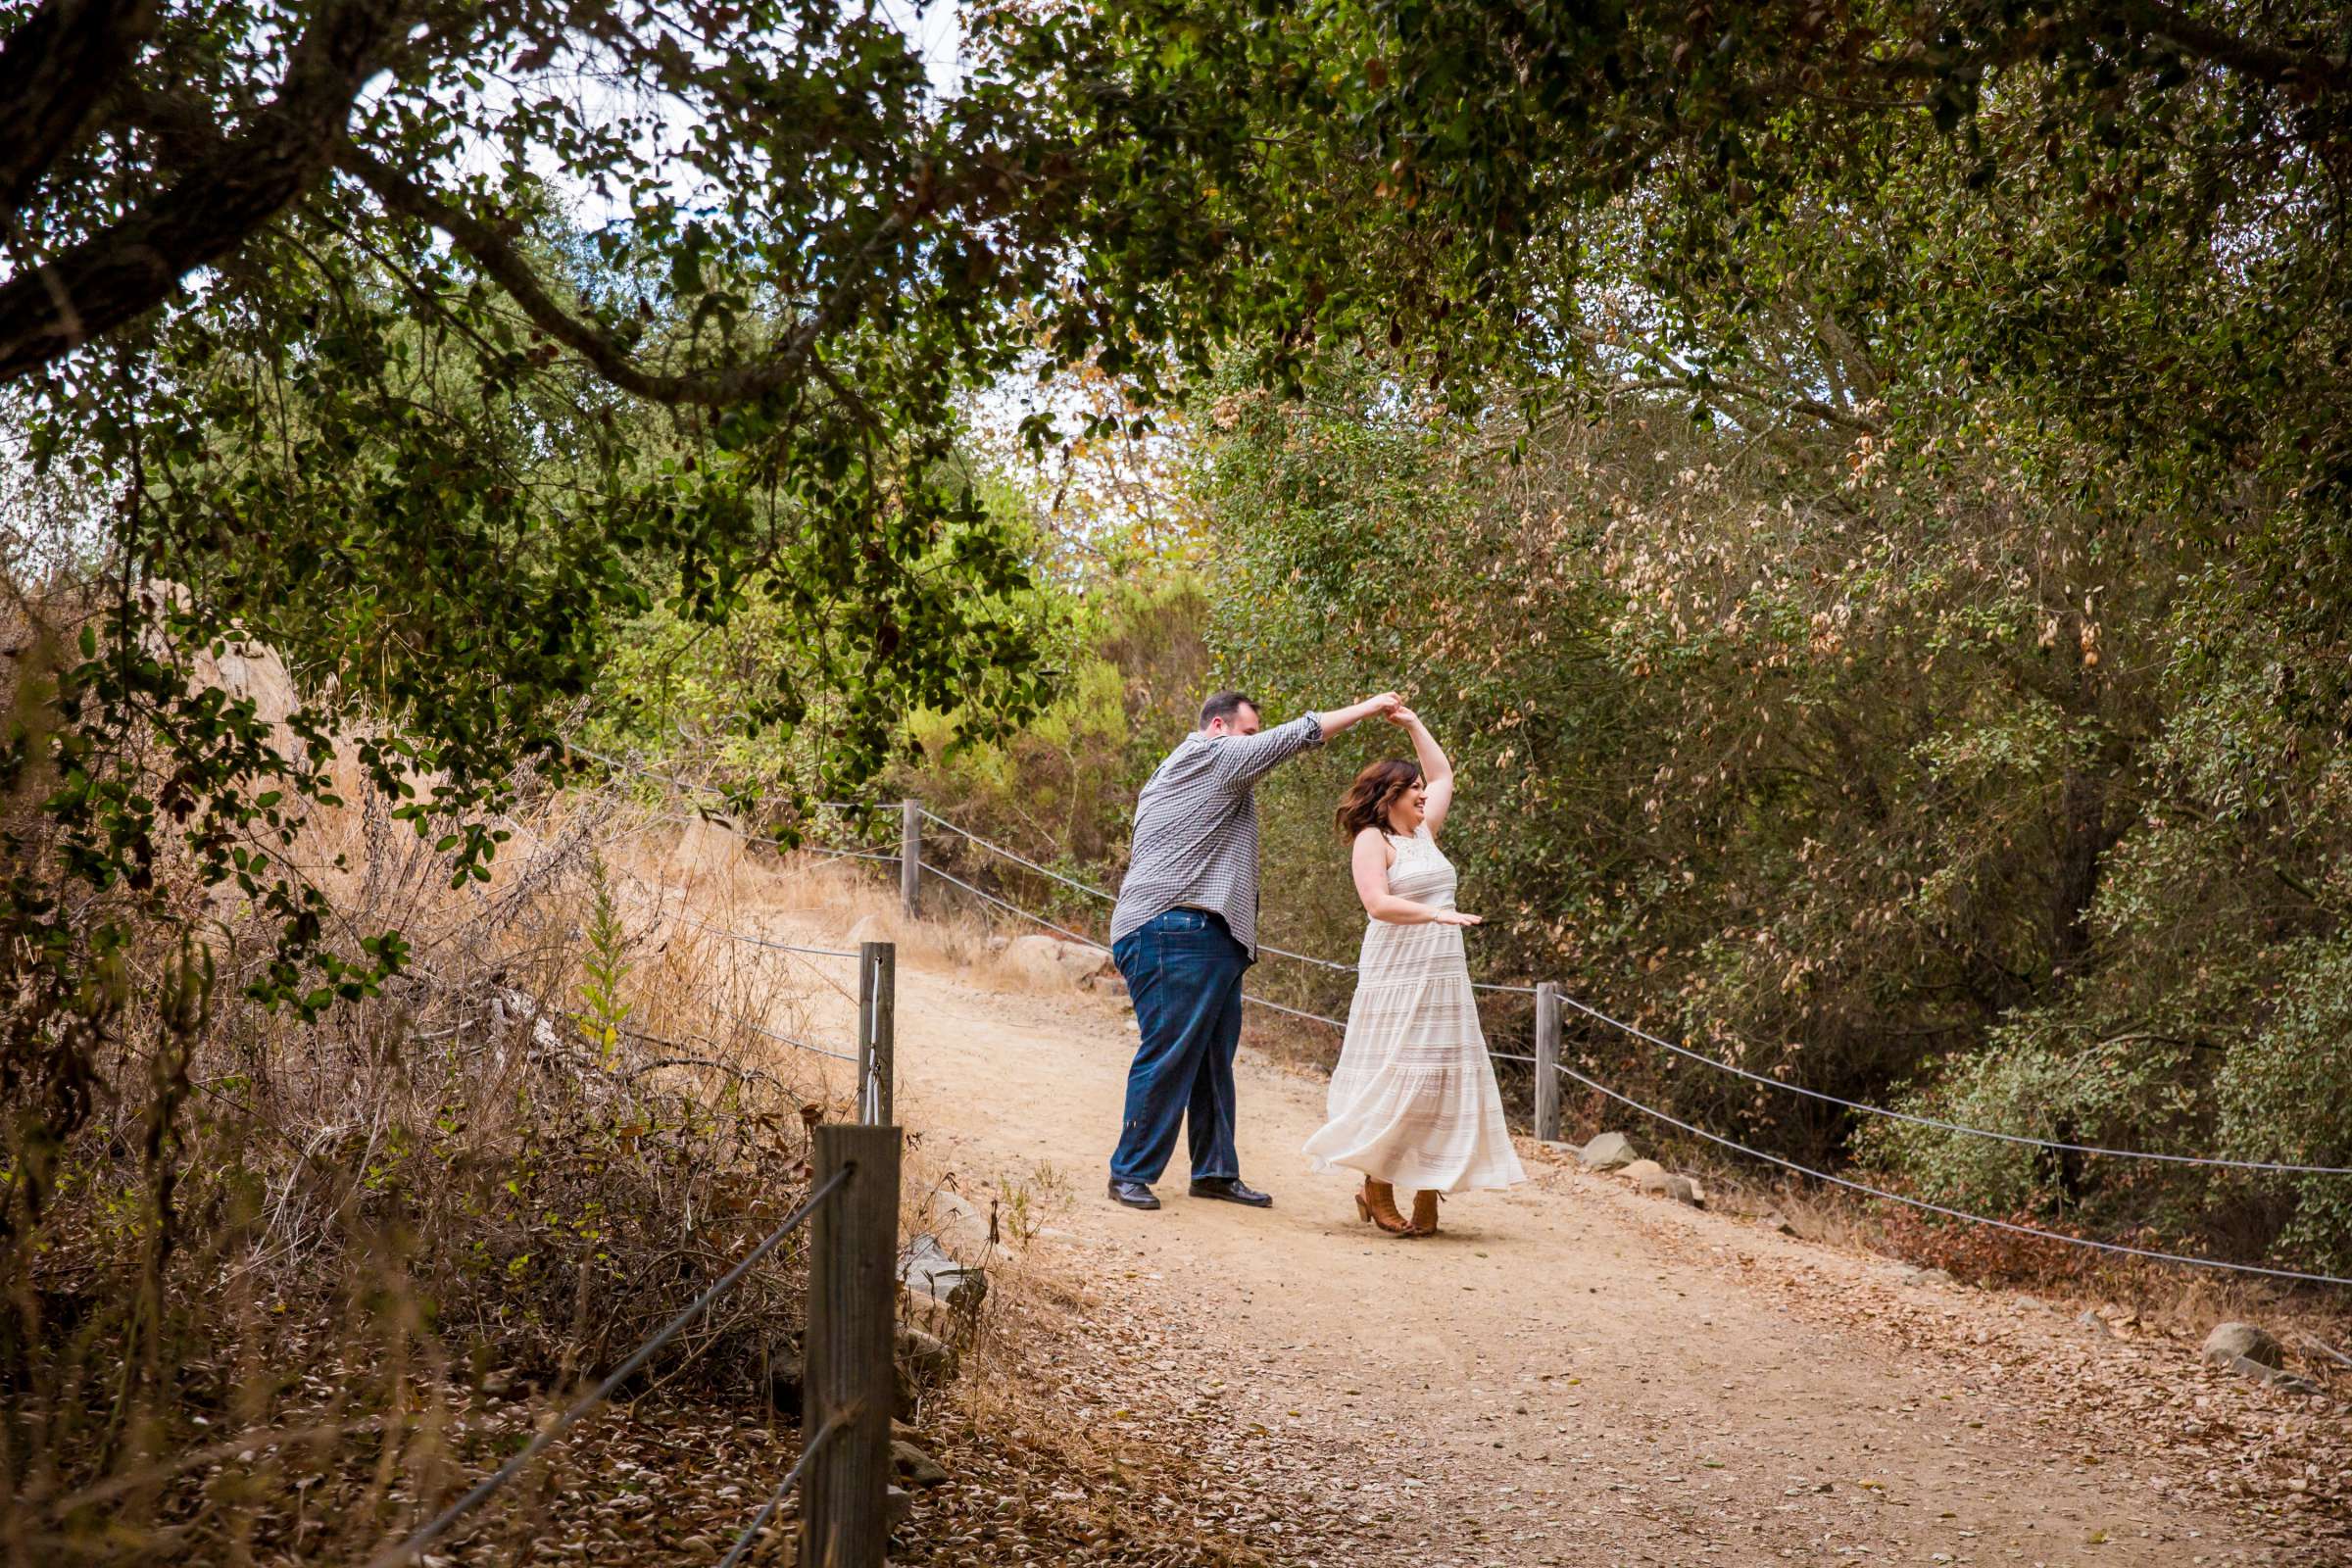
xmin=1409 ymin=1189 xmax=1440 ymax=1236
xmin=1354 ymin=1178 xmax=1413 ymax=1236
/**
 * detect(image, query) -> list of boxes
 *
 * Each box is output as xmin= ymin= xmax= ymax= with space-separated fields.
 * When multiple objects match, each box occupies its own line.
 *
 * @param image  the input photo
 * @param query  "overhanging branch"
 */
xmin=0 ymin=0 xmax=158 ymax=212
xmin=1570 ymin=325 xmax=1884 ymax=435
xmin=338 ymin=142 xmax=919 ymax=410
xmin=0 ymin=0 xmax=409 ymax=383
xmin=2133 ymin=2 xmax=2350 ymax=100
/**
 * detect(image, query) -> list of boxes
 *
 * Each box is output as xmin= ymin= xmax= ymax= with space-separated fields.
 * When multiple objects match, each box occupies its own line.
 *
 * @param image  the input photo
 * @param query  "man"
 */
xmin=1106 ymin=688 xmax=1402 ymax=1210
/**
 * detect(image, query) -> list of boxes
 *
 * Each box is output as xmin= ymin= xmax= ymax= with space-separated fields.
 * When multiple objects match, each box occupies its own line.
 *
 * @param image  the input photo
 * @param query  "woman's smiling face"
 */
xmin=1388 ymin=774 xmax=1428 ymax=833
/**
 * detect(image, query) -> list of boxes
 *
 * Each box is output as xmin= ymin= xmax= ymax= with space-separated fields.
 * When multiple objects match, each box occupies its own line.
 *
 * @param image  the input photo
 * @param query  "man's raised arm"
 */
xmin=1316 ymin=692 xmax=1403 ymax=740
xmin=1210 ymin=692 xmax=1402 ymax=791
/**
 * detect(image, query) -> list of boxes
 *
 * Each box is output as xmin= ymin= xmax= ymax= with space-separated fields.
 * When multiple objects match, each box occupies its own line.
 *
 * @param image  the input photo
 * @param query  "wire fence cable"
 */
xmin=1550 ymin=993 xmax=2352 ymax=1176
xmin=1550 ymin=1058 xmax=2352 ymax=1287
xmin=366 ymin=1163 xmax=857 ymax=1568
xmin=920 ymin=857 xmax=1554 ymax=1072
xmin=928 ymin=814 xmax=2349 ymax=1175
xmin=730 ymin=1011 xmax=861 ymax=1065
xmin=626 ymin=791 xmax=2348 ymax=1180
xmin=918 ymin=809 xmax=1116 ymax=904
xmin=915 ymin=811 xmax=1358 ymax=974
xmin=919 ymin=861 xmax=1116 ymax=953
xmin=714 ymin=1412 xmax=851 ymax=1568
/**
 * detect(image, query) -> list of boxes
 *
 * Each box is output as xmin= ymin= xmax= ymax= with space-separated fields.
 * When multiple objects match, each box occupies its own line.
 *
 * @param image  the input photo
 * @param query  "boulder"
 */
xmin=892 ymin=1439 xmax=951 ymax=1488
xmin=2201 ymin=1328 xmax=2322 ymax=1396
xmin=2202 ymin=1322 xmax=2284 ymax=1371
xmin=1760 ymin=1212 xmax=1796 ymax=1236
xmin=895 ymin=1323 xmax=958 ymax=1384
xmin=1579 ymin=1132 xmax=1640 ymax=1171
xmin=886 ymin=1484 xmax=915 ymax=1529
xmin=1617 ymin=1158 xmax=1666 ymax=1186
xmin=900 ymin=1233 xmax=987 ymax=1321
xmin=1895 ymin=1265 xmax=1955 ymax=1289
xmin=1002 ymin=933 xmax=1116 ymax=989
xmin=891 ymin=1322 xmax=959 ymax=1421
xmin=1636 ymin=1168 xmax=1702 ymax=1206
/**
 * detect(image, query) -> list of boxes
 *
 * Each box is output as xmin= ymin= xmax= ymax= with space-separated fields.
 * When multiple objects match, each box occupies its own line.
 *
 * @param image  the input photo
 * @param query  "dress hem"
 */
xmin=1303 ymin=1151 xmax=1530 ymax=1194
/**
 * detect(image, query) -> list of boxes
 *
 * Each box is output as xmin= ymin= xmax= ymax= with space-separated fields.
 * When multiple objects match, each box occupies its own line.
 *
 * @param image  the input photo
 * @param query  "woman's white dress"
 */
xmin=1302 ymin=827 xmax=1529 ymax=1192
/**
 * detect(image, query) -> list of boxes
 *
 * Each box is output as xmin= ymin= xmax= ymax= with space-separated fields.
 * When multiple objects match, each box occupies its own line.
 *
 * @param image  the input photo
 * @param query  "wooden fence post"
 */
xmin=1534 ymin=981 xmax=1563 ymax=1144
xmin=899 ymin=799 xmax=921 ymax=921
xmin=856 ymin=942 xmax=896 ymax=1125
xmin=802 ymin=1122 xmax=901 ymax=1568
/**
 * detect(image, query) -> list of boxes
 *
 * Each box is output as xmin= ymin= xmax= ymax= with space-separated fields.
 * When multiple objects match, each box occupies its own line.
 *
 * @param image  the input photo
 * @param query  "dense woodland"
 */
xmin=837 ymin=16 xmax=2352 ymax=1282
xmin=4 ymin=0 xmax=2351 ymax=1553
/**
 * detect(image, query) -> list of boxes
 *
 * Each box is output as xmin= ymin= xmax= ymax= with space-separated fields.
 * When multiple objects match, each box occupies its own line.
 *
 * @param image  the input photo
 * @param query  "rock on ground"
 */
xmin=891 ymin=1438 xmax=951 ymax=1488
xmin=899 ymin=1232 xmax=987 ymax=1313
xmin=896 ymin=1323 xmax=957 ymax=1383
xmin=1001 ymin=933 xmax=1116 ymax=989
xmin=2201 ymin=1322 xmax=2322 ymax=1395
xmin=2202 ymin=1321 xmax=2284 ymax=1370
xmin=1579 ymin=1131 xmax=1639 ymax=1170
xmin=1895 ymin=1264 xmax=1956 ymax=1289
xmin=1635 ymin=1168 xmax=1703 ymax=1207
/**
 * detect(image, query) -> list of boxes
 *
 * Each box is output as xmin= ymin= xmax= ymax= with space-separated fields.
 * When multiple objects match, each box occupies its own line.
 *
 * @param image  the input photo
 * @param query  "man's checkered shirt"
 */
xmin=1108 ymin=712 xmax=1326 ymax=960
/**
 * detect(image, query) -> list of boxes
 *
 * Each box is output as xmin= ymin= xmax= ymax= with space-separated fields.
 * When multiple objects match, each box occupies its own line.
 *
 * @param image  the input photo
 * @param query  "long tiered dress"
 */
xmin=1301 ymin=827 xmax=1528 ymax=1192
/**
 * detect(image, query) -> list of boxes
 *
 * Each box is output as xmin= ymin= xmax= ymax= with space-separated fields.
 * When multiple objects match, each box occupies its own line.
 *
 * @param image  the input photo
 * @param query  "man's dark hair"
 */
xmin=1200 ymin=691 xmax=1258 ymax=728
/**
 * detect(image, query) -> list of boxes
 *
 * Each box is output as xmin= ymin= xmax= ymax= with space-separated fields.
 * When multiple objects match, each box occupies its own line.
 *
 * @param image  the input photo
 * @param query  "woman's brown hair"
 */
xmin=1335 ymin=759 xmax=1422 ymax=840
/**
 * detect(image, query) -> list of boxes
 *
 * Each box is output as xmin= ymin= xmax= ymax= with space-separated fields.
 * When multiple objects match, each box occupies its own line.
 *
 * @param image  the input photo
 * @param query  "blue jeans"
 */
xmin=1108 ymin=908 xmax=1248 ymax=1184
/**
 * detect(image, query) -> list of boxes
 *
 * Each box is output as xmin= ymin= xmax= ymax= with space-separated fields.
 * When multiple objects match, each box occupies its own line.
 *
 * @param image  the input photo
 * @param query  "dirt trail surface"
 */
xmin=687 ymin=866 xmax=2343 ymax=1567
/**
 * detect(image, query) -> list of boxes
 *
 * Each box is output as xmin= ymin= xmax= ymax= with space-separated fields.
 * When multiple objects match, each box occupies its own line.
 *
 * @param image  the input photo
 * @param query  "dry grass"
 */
xmin=0 ymin=764 xmax=856 ymax=1565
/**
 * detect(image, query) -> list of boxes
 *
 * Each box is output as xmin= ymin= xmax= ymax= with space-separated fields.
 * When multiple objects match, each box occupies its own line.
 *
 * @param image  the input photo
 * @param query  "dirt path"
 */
xmin=687 ymin=870 xmax=2327 ymax=1566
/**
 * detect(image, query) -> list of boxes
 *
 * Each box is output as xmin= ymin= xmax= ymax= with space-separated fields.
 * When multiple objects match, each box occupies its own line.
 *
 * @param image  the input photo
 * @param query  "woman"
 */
xmin=1301 ymin=707 xmax=1527 ymax=1236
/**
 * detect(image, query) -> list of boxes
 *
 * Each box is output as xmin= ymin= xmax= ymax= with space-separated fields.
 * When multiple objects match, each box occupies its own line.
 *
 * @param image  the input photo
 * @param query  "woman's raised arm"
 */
xmin=1388 ymin=707 xmax=1455 ymax=836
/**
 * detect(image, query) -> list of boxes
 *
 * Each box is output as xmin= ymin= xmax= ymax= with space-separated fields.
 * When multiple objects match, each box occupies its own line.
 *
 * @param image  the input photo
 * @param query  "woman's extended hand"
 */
xmin=1387 ymin=705 xmax=1421 ymax=729
xmin=1433 ymin=909 xmax=1482 ymax=926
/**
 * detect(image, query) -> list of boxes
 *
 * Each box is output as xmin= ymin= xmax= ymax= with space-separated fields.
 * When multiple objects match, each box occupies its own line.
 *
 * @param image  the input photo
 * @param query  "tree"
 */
xmin=1168 ymin=3 xmax=2352 ymax=1273
xmin=0 ymin=0 xmax=1112 ymax=1155
xmin=7 ymin=0 xmax=2351 ymax=1242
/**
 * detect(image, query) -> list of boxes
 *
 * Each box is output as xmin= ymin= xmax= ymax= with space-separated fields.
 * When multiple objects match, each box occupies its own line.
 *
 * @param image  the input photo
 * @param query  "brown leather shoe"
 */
xmin=1354 ymin=1178 xmax=1413 ymax=1236
xmin=1408 ymin=1189 xmax=1441 ymax=1236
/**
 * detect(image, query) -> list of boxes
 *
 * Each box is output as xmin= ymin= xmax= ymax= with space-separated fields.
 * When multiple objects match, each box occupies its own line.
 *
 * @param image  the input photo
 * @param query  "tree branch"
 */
xmin=2132 ymin=2 xmax=2350 ymax=100
xmin=0 ymin=0 xmax=408 ymax=383
xmin=1570 ymin=324 xmax=1884 ymax=434
xmin=0 ymin=0 xmax=158 ymax=213
xmin=338 ymin=141 xmax=921 ymax=409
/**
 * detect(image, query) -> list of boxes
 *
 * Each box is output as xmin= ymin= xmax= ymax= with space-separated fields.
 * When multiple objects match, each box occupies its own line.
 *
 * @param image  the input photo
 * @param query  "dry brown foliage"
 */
xmin=0 ymin=729 xmax=857 ymax=1563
